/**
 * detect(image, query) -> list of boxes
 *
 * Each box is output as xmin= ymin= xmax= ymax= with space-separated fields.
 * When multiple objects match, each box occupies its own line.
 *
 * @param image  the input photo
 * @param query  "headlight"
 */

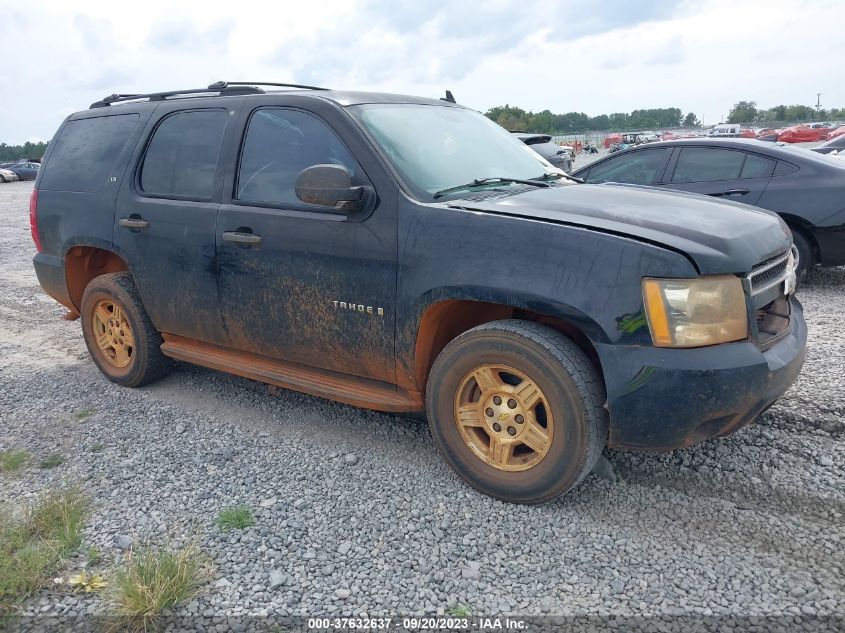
xmin=641 ymin=275 xmax=748 ymax=348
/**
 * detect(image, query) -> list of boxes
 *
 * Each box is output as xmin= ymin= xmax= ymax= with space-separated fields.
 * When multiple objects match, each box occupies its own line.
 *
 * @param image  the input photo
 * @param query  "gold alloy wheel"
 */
xmin=91 ymin=299 xmax=135 ymax=368
xmin=453 ymin=364 xmax=554 ymax=471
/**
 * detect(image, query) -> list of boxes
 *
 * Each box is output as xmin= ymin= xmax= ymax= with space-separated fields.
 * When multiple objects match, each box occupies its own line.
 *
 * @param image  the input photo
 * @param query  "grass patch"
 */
xmin=0 ymin=450 xmax=30 ymax=472
xmin=73 ymin=408 xmax=95 ymax=421
xmin=216 ymin=506 xmax=254 ymax=531
xmin=0 ymin=488 xmax=89 ymax=612
xmin=109 ymin=544 xmax=205 ymax=631
xmin=86 ymin=546 xmax=102 ymax=566
xmin=38 ymin=455 xmax=64 ymax=470
xmin=447 ymin=604 xmax=472 ymax=617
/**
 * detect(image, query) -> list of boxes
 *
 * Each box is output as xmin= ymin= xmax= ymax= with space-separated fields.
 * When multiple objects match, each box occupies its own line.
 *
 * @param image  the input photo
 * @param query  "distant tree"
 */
xmin=608 ymin=112 xmax=629 ymax=129
xmin=727 ymin=101 xmax=758 ymax=124
xmin=482 ymin=100 xmax=844 ymax=134
xmin=683 ymin=112 xmax=701 ymax=127
xmin=588 ymin=114 xmax=610 ymax=130
xmin=0 ymin=141 xmax=49 ymax=162
xmin=783 ymin=104 xmax=817 ymax=122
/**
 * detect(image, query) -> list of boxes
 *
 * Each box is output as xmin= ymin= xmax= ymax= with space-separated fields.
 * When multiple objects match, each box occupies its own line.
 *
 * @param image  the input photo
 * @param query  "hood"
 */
xmin=447 ymin=183 xmax=791 ymax=274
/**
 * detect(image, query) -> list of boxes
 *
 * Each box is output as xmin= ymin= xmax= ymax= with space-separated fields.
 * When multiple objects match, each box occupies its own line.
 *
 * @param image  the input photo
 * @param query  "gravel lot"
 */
xmin=0 ymin=180 xmax=843 ymax=629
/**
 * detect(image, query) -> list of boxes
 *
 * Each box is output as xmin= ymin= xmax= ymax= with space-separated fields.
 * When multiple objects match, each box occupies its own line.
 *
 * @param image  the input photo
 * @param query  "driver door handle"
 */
xmin=118 ymin=217 xmax=150 ymax=229
xmin=222 ymin=231 xmax=263 ymax=247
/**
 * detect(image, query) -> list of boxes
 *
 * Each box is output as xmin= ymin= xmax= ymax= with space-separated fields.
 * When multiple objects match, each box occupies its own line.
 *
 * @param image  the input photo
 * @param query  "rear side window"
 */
xmin=740 ymin=153 xmax=776 ymax=178
xmin=39 ymin=114 xmax=139 ymax=193
xmin=585 ymin=148 xmax=671 ymax=185
xmin=140 ymin=110 xmax=227 ymax=199
xmin=671 ymin=148 xmax=745 ymax=182
xmin=774 ymin=160 xmax=798 ymax=176
xmin=236 ymin=108 xmax=360 ymax=207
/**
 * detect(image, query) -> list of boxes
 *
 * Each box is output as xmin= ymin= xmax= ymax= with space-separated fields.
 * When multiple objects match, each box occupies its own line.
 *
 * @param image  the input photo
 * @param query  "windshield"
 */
xmin=350 ymin=104 xmax=567 ymax=201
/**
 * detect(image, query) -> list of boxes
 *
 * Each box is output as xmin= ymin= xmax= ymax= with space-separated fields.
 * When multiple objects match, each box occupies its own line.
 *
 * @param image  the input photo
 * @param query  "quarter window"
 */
xmin=671 ymin=148 xmax=745 ymax=182
xmin=236 ymin=108 xmax=360 ymax=207
xmin=140 ymin=110 xmax=227 ymax=199
xmin=585 ymin=148 xmax=672 ymax=185
xmin=740 ymin=153 xmax=776 ymax=178
xmin=40 ymin=114 xmax=138 ymax=193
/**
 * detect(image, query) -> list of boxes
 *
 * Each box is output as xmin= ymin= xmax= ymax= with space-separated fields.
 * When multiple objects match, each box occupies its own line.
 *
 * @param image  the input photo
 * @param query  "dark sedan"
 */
xmin=512 ymin=132 xmax=573 ymax=172
xmin=4 ymin=161 xmax=40 ymax=181
xmin=571 ymin=138 xmax=845 ymax=273
xmin=811 ymin=134 xmax=845 ymax=155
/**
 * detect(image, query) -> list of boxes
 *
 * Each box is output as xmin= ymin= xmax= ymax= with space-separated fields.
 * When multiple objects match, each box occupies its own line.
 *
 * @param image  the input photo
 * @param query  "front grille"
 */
xmin=748 ymin=250 xmax=791 ymax=296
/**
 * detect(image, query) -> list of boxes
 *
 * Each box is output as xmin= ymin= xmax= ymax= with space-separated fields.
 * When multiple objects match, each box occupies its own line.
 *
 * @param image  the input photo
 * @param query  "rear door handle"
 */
xmin=118 ymin=217 xmax=150 ymax=229
xmin=713 ymin=188 xmax=750 ymax=197
xmin=222 ymin=231 xmax=262 ymax=247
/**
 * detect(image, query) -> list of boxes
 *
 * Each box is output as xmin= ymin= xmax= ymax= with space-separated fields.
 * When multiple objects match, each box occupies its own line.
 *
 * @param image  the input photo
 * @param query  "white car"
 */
xmin=0 ymin=168 xmax=20 ymax=183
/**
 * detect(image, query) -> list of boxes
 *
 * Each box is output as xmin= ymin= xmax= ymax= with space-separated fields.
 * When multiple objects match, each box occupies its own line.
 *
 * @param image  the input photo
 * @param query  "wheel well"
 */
xmin=65 ymin=246 xmax=129 ymax=310
xmin=782 ymin=217 xmax=819 ymax=262
xmin=413 ymin=300 xmax=602 ymax=393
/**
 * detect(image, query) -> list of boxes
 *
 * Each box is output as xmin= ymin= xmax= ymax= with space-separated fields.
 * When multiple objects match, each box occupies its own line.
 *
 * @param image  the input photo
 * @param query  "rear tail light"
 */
xmin=29 ymin=188 xmax=41 ymax=252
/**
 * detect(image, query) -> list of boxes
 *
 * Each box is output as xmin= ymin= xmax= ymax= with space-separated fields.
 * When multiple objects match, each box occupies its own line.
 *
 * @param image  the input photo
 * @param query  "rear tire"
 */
xmin=80 ymin=272 xmax=171 ymax=387
xmin=425 ymin=320 xmax=608 ymax=503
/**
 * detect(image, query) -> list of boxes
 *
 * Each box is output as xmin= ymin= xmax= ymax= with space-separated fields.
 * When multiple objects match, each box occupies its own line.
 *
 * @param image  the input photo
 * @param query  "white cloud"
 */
xmin=1 ymin=0 xmax=843 ymax=142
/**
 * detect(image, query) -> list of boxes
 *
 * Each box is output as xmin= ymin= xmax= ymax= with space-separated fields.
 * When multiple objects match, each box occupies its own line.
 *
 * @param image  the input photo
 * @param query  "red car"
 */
xmin=777 ymin=125 xmax=829 ymax=143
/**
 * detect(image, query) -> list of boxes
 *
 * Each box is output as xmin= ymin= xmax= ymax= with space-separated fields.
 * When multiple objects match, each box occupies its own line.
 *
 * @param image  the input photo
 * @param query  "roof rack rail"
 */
xmin=89 ymin=81 xmax=329 ymax=109
xmin=208 ymin=81 xmax=329 ymax=91
xmin=89 ymin=84 xmax=265 ymax=109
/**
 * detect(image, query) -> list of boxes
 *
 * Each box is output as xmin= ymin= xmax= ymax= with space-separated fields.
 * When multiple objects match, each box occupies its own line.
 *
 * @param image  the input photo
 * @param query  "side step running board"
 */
xmin=160 ymin=334 xmax=424 ymax=413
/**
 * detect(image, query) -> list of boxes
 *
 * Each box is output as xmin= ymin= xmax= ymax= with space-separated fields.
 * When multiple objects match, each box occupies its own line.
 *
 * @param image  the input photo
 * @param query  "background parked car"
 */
xmin=777 ymin=125 xmax=829 ymax=143
xmin=4 ymin=161 xmax=40 ymax=181
xmin=511 ymin=132 xmax=573 ymax=172
xmin=811 ymin=134 xmax=845 ymax=155
xmin=707 ymin=123 xmax=742 ymax=137
xmin=571 ymin=138 xmax=845 ymax=274
xmin=0 ymin=168 xmax=20 ymax=183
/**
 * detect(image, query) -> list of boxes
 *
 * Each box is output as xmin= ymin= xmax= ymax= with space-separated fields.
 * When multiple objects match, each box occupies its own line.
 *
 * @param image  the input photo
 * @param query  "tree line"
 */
xmin=485 ymin=105 xmax=700 ymax=134
xmin=727 ymin=101 xmax=845 ymax=125
xmin=0 ymin=142 xmax=49 ymax=162
xmin=486 ymin=100 xmax=845 ymax=134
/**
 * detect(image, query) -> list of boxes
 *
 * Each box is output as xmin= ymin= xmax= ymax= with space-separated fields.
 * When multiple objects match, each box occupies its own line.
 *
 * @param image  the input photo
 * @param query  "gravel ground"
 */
xmin=0 ymin=180 xmax=843 ymax=630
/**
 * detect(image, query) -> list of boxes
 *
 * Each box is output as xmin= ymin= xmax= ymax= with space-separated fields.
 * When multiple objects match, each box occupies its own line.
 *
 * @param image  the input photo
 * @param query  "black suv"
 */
xmin=31 ymin=82 xmax=805 ymax=503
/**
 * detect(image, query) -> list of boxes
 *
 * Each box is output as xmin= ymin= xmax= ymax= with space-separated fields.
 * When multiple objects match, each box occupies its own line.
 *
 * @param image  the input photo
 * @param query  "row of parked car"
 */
xmin=0 ymin=160 xmax=40 ymax=182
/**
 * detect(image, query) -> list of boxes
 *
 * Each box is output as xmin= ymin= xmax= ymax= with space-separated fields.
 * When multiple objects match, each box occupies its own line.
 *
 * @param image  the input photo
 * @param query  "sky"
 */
xmin=1 ymin=0 xmax=843 ymax=143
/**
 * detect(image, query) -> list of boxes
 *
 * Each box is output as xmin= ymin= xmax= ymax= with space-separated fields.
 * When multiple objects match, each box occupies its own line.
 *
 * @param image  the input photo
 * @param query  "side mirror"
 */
xmin=295 ymin=164 xmax=364 ymax=212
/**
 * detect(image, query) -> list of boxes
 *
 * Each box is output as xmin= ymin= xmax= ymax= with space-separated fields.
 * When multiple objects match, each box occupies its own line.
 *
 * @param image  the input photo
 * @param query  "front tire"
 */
xmin=790 ymin=227 xmax=814 ymax=277
xmin=80 ymin=272 xmax=171 ymax=387
xmin=425 ymin=320 xmax=608 ymax=503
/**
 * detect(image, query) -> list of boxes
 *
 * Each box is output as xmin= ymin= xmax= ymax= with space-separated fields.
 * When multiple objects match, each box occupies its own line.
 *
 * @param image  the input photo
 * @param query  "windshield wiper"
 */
xmin=533 ymin=171 xmax=584 ymax=184
xmin=433 ymin=177 xmax=549 ymax=199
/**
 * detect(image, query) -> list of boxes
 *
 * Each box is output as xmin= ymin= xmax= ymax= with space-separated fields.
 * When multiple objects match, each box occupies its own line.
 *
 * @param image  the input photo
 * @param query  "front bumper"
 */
xmin=596 ymin=297 xmax=806 ymax=450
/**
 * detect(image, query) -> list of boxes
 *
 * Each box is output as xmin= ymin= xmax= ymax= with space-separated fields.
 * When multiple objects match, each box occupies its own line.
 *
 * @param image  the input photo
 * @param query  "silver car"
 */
xmin=0 ymin=168 xmax=20 ymax=183
xmin=512 ymin=133 xmax=574 ymax=172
